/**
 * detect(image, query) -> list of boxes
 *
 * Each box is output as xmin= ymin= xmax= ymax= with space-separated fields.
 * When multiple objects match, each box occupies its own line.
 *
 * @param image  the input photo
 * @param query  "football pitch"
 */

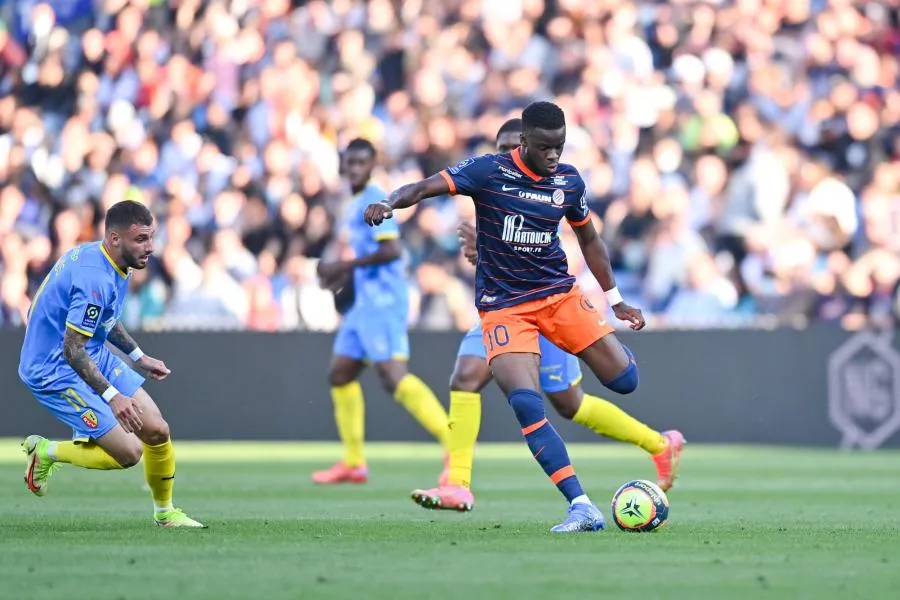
xmin=1 ymin=442 xmax=898 ymax=600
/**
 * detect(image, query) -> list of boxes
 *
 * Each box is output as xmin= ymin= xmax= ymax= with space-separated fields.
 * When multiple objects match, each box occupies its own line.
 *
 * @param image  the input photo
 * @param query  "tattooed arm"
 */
xmin=106 ymin=321 xmax=139 ymax=355
xmin=107 ymin=320 xmax=172 ymax=381
xmin=63 ymin=327 xmax=113 ymax=396
xmin=64 ymin=326 xmax=145 ymax=432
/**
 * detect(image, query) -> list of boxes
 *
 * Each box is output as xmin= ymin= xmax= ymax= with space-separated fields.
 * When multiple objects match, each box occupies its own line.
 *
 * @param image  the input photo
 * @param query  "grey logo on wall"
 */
xmin=828 ymin=330 xmax=900 ymax=450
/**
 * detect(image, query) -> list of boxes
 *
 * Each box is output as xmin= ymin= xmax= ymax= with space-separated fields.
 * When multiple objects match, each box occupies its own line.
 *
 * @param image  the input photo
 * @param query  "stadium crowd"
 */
xmin=0 ymin=0 xmax=898 ymax=332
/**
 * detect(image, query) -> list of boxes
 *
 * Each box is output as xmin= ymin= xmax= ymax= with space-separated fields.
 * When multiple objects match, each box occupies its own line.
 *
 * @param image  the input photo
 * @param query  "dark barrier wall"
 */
xmin=2 ymin=328 xmax=899 ymax=448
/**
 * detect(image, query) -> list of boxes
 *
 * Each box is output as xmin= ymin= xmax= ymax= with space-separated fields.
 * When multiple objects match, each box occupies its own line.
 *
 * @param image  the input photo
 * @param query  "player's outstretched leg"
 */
xmin=578 ymin=338 xmax=685 ymax=491
xmin=411 ymin=353 xmax=489 ymax=512
xmin=313 ymin=356 xmax=368 ymax=484
xmin=492 ymin=353 xmax=605 ymax=533
xmin=22 ymin=432 xmax=130 ymax=496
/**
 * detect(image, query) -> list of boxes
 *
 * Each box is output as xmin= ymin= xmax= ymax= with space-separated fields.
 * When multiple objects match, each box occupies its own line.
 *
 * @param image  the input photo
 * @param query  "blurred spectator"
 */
xmin=0 ymin=0 xmax=897 ymax=332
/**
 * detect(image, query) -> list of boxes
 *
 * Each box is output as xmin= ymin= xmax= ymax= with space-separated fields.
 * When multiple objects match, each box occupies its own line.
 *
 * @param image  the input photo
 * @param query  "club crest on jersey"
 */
xmin=81 ymin=409 xmax=99 ymax=430
xmin=502 ymin=214 xmax=552 ymax=253
xmin=552 ymin=189 xmax=565 ymax=205
xmin=448 ymin=158 xmax=474 ymax=175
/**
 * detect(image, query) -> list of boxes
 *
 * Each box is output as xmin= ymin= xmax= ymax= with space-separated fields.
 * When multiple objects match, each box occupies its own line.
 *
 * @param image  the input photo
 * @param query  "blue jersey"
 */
xmin=19 ymin=242 xmax=131 ymax=387
xmin=440 ymin=148 xmax=590 ymax=311
xmin=343 ymin=183 xmax=408 ymax=315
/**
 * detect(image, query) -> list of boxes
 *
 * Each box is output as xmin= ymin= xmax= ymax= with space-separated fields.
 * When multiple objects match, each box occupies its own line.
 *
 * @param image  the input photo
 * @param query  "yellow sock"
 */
xmin=332 ymin=381 xmax=366 ymax=467
xmin=394 ymin=374 xmax=450 ymax=447
xmin=143 ymin=440 xmax=176 ymax=511
xmin=447 ymin=391 xmax=481 ymax=489
xmin=573 ymin=394 xmax=667 ymax=455
xmin=52 ymin=441 xmax=122 ymax=469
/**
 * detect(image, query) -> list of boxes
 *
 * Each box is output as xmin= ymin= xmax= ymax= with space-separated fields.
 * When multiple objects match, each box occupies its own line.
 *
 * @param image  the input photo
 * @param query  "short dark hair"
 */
xmin=105 ymin=200 xmax=153 ymax=231
xmin=521 ymin=101 xmax=565 ymax=133
xmin=345 ymin=137 xmax=376 ymax=157
xmin=496 ymin=118 xmax=523 ymax=140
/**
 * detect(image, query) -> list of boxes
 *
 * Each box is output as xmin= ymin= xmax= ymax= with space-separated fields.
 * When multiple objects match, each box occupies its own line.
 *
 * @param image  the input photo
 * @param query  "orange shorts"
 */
xmin=479 ymin=287 xmax=615 ymax=364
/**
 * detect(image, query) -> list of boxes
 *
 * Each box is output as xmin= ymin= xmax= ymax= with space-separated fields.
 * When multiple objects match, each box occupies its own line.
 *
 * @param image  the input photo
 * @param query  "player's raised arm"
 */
xmin=107 ymin=321 xmax=171 ymax=381
xmin=363 ymin=173 xmax=450 ymax=226
xmin=568 ymin=191 xmax=646 ymax=331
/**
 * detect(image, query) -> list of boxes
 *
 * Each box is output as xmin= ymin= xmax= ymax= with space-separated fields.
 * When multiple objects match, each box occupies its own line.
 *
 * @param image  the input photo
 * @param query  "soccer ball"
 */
xmin=611 ymin=480 xmax=669 ymax=532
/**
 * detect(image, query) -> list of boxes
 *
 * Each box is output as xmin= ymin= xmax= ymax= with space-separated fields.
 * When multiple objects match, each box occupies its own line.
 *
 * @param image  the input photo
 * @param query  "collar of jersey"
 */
xmin=100 ymin=242 xmax=129 ymax=279
xmin=511 ymin=148 xmax=544 ymax=182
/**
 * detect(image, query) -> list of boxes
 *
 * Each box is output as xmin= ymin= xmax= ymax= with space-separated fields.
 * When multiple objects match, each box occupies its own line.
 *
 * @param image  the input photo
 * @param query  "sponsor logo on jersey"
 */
xmin=501 ymin=214 xmax=553 ymax=253
xmin=499 ymin=166 xmax=523 ymax=179
xmin=517 ymin=190 xmax=554 ymax=203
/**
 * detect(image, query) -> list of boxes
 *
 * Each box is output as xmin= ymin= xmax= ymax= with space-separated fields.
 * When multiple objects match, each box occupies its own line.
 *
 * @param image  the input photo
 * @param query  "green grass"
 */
xmin=1 ymin=442 xmax=898 ymax=600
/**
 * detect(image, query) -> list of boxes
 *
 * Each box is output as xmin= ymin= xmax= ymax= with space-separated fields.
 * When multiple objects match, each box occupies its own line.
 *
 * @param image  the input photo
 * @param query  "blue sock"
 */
xmin=507 ymin=388 xmax=585 ymax=502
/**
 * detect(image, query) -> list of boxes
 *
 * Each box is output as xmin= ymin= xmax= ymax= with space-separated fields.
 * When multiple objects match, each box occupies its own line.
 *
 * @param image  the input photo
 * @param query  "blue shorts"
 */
xmin=27 ymin=349 xmax=145 ymax=441
xmin=333 ymin=309 xmax=409 ymax=363
xmin=457 ymin=324 xmax=582 ymax=393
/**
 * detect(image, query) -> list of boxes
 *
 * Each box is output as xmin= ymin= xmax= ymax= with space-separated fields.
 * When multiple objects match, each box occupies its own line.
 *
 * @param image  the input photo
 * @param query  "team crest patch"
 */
xmin=448 ymin=158 xmax=474 ymax=174
xmin=552 ymin=189 xmax=565 ymax=206
xmin=81 ymin=409 xmax=99 ymax=430
xmin=82 ymin=304 xmax=101 ymax=329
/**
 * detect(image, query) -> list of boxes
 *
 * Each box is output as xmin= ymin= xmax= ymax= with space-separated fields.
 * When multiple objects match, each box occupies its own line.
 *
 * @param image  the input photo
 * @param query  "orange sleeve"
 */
xmin=438 ymin=170 xmax=457 ymax=195
xmin=566 ymin=215 xmax=591 ymax=227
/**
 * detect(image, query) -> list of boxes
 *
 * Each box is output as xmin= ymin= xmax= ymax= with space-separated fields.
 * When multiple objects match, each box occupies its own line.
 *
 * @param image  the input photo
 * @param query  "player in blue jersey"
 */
xmin=18 ymin=200 xmax=204 ymax=527
xmin=365 ymin=102 xmax=684 ymax=532
xmin=312 ymin=138 xmax=450 ymax=485
xmin=410 ymin=119 xmax=682 ymax=513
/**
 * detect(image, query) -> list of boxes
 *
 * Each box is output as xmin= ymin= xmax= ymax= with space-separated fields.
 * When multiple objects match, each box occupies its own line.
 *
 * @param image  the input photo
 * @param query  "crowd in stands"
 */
xmin=0 ymin=0 xmax=898 ymax=331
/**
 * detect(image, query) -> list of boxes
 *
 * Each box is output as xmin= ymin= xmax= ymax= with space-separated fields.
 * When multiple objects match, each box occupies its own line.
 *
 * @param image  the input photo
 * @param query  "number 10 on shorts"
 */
xmin=484 ymin=324 xmax=510 ymax=352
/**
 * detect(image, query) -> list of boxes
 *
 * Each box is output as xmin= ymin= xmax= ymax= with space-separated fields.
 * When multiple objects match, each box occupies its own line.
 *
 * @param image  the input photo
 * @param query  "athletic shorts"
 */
xmin=479 ymin=286 xmax=614 ymax=365
xmin=333 ymin=308 xmax=409 ymax=363
xmin=26 ymin=348 xmax=145 ymax=441
xmin=457 ymin=323 xmax=583 ymax=393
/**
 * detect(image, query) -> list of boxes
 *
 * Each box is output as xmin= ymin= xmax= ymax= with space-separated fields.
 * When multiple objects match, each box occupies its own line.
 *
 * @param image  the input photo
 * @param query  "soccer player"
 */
xmin=313 ymin=138 xmax=451 ymax=484
xmin=18 ymin=200 xmax=204 ymax=528
xmin=365 ymin=102 xmax=679 ymax=532
xmin=410 ymin=119 xmax=684 ymax=513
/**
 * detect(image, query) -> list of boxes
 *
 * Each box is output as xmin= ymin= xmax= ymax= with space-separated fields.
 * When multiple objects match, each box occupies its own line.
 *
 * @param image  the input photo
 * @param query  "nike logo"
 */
xmin=599 ymin=320 xmax=607 ymax=327
xmin=501 ymin=185 xmax=518 ymax=192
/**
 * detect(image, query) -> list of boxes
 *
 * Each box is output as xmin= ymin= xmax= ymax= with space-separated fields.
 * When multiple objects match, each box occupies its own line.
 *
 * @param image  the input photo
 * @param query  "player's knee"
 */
xmin=604 ymin=348 xmax=639 ymax=395
xmin=140 ymin=418 xmax=170 ymax=446
xmin=329 ymin=367 xmax=356 ymax=388
xmin=116 ymin=442 xmax=144 ymax=468
xmin=375 ymin=366 xmax=404 ymax=394
xmin=450 ymin=365 xmax=486 ymax=393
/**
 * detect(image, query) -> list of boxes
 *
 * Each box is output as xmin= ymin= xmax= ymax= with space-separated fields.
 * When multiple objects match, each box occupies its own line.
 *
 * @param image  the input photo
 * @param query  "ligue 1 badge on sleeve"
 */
xmin=828 ymin=329 xmax=900 ymax=450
